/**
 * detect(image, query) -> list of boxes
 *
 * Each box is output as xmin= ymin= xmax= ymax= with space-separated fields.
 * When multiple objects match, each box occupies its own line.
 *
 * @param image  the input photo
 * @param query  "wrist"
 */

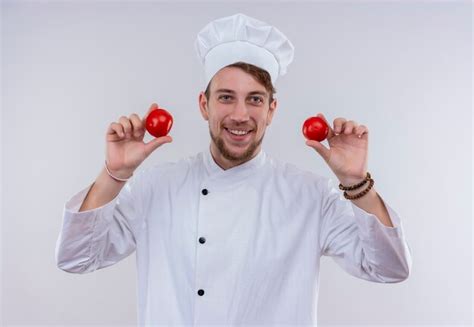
xmin=338 ymin=172 xmax=373 ymax=200
xmin=104 ymin=161 xmax=134 ymax=182
xmin=337 ymin=174 xmax=367 ymax=187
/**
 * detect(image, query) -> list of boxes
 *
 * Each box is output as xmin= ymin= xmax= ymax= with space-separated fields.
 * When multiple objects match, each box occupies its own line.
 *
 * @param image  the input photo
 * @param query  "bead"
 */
xmin=343 ymin=178 xmax=374 ymax=200
xmin=339 ymin=172 xmax=371 ymax=191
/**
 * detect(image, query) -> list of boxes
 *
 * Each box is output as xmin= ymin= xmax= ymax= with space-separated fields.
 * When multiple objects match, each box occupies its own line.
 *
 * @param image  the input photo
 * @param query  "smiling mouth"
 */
xmin=224 ymin=128 xmax=253 ymax=136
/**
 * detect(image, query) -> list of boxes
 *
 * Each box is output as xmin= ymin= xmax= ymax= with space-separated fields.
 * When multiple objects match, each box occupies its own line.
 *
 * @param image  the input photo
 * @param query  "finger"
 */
xmin=316 ymin=113 xmax=335 ymax=139
xmin=361 ymin=130 xmax=369 ymax=140
xmin=107 ymin=122 xmax=125 ymax=139
xmin=305 ymin=139 xmax=330 ymax=162
xmin=107 ymin=122 xmax=124 ymax=136
xmin=142 ymin=103 xmax=159 ymax=124
xmin=343 ymin=120 xmax=358 ymax=135
xmin=119 ymin=116 xmax=133 ymax=138
xmin=129 ymin=113 xmax=145 ymax=138
xmin=144 ymin=135 xmax=173 ymax=157
xmin=333 ymin=117 xmax=346 ymax=134
xmin=355 ymin=125 xmax=368 ymax=138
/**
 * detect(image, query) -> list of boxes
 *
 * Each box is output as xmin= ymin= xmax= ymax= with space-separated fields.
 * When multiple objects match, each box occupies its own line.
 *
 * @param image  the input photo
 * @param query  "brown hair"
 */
xmin=204 ymin=61 xmax=276 ymax=103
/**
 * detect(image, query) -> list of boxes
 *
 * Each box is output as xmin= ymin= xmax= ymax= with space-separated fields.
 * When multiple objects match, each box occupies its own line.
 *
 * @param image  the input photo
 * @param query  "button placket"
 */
xmin=196 ymin=186 xmax=210 ymax=301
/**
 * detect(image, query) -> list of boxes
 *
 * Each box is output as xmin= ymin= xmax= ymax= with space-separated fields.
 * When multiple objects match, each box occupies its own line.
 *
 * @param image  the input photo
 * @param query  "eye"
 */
xmin=249 ymin=96 xmax=263 ymax=104
xmin=218 ymin=95 xmax=233 ymax=101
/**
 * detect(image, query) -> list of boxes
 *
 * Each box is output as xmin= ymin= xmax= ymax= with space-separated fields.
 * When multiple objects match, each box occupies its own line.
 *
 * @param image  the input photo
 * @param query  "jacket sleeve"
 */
xmin=55 ymin=168 xmax=150 ymax=274
xmin=318 ymin=177 xmax=412 ymax=283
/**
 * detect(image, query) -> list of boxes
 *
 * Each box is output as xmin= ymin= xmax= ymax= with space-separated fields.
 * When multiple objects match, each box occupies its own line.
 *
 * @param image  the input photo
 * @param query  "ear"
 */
xmin=266 ymin=98 xmax=277 ymax=126
xmin=198 ymin=92 xmax=209 ymax=121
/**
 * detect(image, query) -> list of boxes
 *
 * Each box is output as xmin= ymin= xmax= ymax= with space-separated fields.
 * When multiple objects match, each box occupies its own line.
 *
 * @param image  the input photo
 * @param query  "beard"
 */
xmin=209 ymin=127 xmax=264 ymax=163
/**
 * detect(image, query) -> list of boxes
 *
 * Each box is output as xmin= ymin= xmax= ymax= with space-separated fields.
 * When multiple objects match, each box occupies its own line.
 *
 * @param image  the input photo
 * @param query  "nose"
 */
xmin=229 ymin=100 xmax=250 ymax=123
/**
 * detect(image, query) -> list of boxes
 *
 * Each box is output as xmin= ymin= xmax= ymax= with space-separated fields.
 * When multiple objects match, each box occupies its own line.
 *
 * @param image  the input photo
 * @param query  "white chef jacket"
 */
xmin=55 ymin=147 xmax=412 ymax=326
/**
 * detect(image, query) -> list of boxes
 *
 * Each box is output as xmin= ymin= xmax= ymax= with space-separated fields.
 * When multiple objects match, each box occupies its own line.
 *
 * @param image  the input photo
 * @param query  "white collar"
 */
xmin=203 ymin=145 xmax=267 ymax=182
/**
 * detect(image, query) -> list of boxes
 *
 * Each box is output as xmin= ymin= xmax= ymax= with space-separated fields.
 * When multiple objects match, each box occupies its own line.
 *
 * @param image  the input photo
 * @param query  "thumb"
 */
xmin=306 ymin=139 xmax=330 ymax=162
xmin=144 ymin=135 xmax=173 ymax=157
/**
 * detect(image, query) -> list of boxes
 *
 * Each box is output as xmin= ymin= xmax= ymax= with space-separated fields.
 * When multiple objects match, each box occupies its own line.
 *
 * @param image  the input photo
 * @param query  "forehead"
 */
xmin=210 ymin=67 xmax=267 ymax=94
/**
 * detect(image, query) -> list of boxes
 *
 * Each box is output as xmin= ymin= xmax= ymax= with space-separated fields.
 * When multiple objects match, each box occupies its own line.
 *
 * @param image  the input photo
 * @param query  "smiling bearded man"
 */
xmin=56 ymin=13 xmax=412 ymax=327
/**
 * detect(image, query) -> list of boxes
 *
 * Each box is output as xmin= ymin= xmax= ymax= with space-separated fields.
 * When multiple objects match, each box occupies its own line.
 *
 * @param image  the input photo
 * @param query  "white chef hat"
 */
xmin=194 ymin=13 xmax=295 ymax=87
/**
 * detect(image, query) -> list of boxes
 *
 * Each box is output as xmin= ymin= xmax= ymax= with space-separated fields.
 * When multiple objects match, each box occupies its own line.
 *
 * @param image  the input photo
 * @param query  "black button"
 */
xmin=199 ymin=237 xmax=206 ymax=244
xmin=197 ymin=289 xmax=205 ymax=296
xmin=201 ymin=189 xmax=208 ymax=195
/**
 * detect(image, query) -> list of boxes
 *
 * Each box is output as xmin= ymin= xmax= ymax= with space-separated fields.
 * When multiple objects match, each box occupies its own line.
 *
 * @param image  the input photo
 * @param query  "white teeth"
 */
xmin=228 ymin=129 xmax=249 ymax=136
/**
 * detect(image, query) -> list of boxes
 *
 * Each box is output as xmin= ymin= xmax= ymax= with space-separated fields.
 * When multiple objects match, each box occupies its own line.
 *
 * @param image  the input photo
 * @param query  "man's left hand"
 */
xmin=305 ymin=113 xmax=369 ymax=185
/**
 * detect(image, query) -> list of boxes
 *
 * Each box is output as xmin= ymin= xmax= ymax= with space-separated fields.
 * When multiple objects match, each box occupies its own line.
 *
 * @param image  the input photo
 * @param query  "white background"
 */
xmin=2 ymin=0 xmax=472 ymax=326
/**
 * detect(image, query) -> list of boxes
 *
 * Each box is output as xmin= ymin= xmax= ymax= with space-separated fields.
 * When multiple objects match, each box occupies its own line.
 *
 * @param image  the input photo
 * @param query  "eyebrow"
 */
xmin=215 ymin=89 xmax=268 ymax=97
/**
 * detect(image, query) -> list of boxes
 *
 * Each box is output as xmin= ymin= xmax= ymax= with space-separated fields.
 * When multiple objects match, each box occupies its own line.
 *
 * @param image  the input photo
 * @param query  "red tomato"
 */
xmin=302 ymin=116 xmax=329 ymax=142
xmin=145 ymin=108 xmax=173 ymax=138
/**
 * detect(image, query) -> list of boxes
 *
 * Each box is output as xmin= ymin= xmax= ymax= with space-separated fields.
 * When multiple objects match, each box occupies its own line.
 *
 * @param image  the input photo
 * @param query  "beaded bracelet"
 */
xmin=343 ymin=178 xmax=375 ymax=200
xmin=104 ymin=160 xmax=132 ymax=182
xmin=338 ymin=172 xmax=371 ymax=191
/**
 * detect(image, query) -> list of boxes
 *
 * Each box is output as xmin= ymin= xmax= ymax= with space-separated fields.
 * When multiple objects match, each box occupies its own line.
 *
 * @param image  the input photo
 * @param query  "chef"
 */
xmin=55 ymin=13 xmax=412 ymax=326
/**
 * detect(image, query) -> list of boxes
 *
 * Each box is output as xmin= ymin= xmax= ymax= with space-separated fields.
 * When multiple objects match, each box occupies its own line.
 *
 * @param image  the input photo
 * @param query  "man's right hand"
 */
xmin=105 ymin=103 xmax=173 ymax=179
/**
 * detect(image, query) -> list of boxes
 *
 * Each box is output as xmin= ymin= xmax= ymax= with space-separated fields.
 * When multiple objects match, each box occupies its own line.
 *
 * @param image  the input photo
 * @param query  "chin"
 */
xmin=210 ymin=129 xmax=264 ymax=163
xmin=225 ymin=149 xmax=252 ymax=161
xmin=222 ymin=142 xmax=259 ymax=162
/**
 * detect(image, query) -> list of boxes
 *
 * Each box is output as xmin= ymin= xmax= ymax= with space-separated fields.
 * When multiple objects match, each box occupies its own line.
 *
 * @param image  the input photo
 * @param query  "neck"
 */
xmin=209 ymin=144 xmax=261 ymax=170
